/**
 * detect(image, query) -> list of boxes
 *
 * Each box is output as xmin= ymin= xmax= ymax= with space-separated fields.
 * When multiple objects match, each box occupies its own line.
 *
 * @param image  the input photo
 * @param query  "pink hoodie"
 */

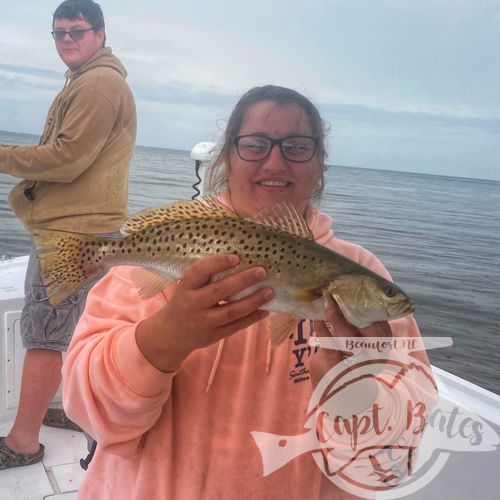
xmin=63 ymin=208 xmax=433 ymax=499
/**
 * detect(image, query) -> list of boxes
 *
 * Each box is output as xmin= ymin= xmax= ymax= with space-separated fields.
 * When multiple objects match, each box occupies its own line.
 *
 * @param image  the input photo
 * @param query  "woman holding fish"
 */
xmin=59 ymin=85 xmax=436 ymax=499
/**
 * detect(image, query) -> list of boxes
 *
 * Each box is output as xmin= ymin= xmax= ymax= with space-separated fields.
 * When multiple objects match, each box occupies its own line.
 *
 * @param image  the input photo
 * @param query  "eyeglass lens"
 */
xmin=236 ymin=136 xmax=317 ymax=162
xmin=51 ymin=28 xmax=92 ymax=41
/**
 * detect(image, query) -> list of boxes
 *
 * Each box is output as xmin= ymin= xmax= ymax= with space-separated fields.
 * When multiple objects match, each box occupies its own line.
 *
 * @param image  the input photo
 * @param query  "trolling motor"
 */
xmin=190 ymin=142 xmax=217 ymax=199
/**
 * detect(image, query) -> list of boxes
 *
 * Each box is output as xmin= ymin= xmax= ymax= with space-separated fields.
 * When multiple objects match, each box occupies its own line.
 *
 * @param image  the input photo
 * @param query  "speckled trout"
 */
xmin=33 ymin=197 xmax=414 ymax=345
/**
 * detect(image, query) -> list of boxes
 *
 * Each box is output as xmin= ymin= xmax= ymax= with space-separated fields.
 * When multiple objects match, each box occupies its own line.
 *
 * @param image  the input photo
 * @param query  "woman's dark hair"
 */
xmin=208 ymin=85 xmax=328 ymax=201
xmin=53 ymin=0 xmax=106 ymax=46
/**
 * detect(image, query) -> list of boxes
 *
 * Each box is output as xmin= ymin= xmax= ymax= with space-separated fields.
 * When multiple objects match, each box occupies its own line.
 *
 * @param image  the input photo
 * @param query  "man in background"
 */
xmin=0 ymin=0 xmax=136 ymax=469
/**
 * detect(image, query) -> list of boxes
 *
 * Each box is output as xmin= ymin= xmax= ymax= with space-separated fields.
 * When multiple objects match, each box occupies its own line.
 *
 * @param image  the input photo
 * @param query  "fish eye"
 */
xmin=384 ymin=285 xmax=397 ymax=298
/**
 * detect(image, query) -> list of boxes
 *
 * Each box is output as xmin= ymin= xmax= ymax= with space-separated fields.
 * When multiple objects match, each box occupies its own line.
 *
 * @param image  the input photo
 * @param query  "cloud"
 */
xmin=0 ymin=0 xmax=498 ymax=180
xmin=320 ymin=102 xmax=500 ymax=137
xmin=133 ymin=83 xmax=235 ymax=108
xmin=0 ymin=63 xmax=61 ymax=81
xmin=321 ymin=103 xmax=500 ymax=180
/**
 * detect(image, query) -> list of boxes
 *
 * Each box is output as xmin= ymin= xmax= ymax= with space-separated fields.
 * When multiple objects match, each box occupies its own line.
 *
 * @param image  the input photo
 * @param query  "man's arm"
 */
xmin=0 ymin=88 xmax=117 ymax=182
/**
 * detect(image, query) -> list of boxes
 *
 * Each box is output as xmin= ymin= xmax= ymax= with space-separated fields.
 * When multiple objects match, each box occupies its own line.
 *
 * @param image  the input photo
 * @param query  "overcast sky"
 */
xmin=0 ymin=0 xmax=499 ymax=180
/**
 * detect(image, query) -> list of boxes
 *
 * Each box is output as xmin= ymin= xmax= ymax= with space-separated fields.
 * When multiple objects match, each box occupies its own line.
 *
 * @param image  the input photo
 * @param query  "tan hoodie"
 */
xmin=1 ymin=47 xmax=136 ymax=233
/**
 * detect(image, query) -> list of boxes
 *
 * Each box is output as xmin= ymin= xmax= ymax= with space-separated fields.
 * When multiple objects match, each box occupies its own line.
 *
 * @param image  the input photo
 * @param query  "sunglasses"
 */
xmin=51 ymin=27 xmax=94 ymax=41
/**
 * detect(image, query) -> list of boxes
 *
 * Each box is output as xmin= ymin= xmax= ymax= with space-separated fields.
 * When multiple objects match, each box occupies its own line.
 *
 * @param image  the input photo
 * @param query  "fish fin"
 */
xmin=322 ymin=288 xmax=337 ymax=309
xmin=120 ymin=197 xmax=237 ymax=235
xmin=32 ymin=229 xmax=108 ymax=306
xmin=290 ymin=287 xmax=324 ymax=302
xmin=130 ymin=268 xmax=175 ymax=299
xmin=327 ymin=284 xmax=369 ymax=329
xmin=202 ymin=196 xmax=239 ymax=216
xmin=249 ymin=203 xmax=314 ymax=240
xmin=268 ymin=313 xmax=299 ymax=347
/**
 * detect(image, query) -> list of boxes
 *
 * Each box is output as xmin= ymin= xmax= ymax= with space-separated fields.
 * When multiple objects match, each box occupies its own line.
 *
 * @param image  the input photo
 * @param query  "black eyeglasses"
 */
xmin=234 ymin=135 xmax=318 ymax=163
xmin=51 ymin=28 xmax=94 ymax=41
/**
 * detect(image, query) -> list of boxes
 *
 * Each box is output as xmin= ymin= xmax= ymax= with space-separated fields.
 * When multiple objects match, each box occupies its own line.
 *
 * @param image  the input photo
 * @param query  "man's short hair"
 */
xmin=53 ymin=0 xmax=105 ymax=31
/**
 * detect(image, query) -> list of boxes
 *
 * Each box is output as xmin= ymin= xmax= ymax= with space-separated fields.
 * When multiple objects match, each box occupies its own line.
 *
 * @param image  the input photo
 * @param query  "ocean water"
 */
xmin=1 ymin=130 xmax=499 ymax=394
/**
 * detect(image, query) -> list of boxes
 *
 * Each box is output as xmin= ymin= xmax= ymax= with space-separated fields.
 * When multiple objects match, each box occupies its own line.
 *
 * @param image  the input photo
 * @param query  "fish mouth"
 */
xmin=401 ymin=299 xmax=415 ymax=315
xmin=389 ymin=298 xmax=414 ymax=318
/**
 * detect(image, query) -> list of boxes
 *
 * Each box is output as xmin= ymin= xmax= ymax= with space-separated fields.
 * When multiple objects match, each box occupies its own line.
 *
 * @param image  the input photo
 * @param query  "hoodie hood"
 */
xmin=218 ymin=190 xmax=335 ymax=243
xmin=306 ymin=207 xmax=335 ymax=246
xmin=66 ymin=47 xmax=128 ymax=80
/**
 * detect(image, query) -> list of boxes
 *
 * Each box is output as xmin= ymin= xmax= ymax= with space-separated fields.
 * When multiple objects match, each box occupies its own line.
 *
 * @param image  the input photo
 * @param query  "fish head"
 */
xmin=327 ymin=273 xmax=414 ymax=329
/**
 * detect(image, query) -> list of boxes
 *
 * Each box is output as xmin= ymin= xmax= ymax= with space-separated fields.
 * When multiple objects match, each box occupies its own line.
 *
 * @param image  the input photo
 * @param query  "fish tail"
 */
xmin=33 ymin=229 xmax=109 ymax=306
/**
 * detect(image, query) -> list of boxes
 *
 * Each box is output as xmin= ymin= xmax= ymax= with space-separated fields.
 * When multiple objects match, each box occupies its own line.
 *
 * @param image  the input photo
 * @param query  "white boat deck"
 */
xmin=0 ymin=420 xmax=87 ymax=499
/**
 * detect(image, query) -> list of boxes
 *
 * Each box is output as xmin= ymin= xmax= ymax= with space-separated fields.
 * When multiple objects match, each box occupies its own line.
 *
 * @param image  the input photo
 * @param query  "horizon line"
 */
xmin=1 ymin=128 xmax=498 ymax=184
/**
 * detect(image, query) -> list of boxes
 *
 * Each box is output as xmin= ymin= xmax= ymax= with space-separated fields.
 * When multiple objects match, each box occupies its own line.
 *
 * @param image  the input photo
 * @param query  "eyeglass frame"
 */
xmin=233 ymin=134 xmax=319 ymax=163
xmin=51 ymin=27 xmax=95 ymax=41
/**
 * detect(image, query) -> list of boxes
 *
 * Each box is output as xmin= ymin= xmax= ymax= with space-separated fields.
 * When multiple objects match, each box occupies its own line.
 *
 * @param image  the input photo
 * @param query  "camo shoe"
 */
xmin=0 ymin=436 xmax=45 ymax=470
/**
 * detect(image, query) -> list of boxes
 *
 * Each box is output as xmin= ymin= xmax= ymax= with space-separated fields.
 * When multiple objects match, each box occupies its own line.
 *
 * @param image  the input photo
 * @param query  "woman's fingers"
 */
xmin=325 ymin=305 xmax=392 ymax=338
xmin=180 ymin=254 xmax=240 ymax=289
xmin=161 ymin=254 xmax=276 ymax=352
xmin=325 ymin=305 xmax=360 ymax=337
xmin=313 ymin=320 xmax=332 ymax=338
xmin=207 ymin=286 xmax=273 ymax=326
xmin=179 ymin=254 xmax=270 ymax=309
xmin=360 ymin=321 xmax=392 ymax=338
xmin=139 ymin=255 xmax=274 ymax=370
xmin=310 ymin=307 xmax=394 ymax=391
xmin=203 ymin=266 xmax=268 ymax=306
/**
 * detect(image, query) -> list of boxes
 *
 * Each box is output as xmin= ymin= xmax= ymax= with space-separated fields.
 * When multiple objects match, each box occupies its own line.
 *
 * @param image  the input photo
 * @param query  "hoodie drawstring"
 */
xmin=265 ymin=339 xmax=273 ymax=374
xmin=205 ymin=337 xmax=274 ymax=392
xmin=206 ymin=338 xmax=226 ymax=392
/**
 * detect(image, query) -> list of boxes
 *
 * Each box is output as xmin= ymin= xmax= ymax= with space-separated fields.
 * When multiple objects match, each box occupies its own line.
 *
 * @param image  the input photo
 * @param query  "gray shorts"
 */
xmin=20 ymin=247 xmax=99 ymax=351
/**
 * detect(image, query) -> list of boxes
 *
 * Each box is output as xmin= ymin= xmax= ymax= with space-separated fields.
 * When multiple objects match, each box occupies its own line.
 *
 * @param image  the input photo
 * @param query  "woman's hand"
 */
xmin=136 ymin=254 xmax=274 ymax=372
xmin=310 ymin=304 xmax=392 ymax=389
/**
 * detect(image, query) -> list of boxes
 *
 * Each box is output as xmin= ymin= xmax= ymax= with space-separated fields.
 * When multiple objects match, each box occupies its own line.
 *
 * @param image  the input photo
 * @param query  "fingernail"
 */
xmin=263 ymin=289 xmax=274 ymax=301
xmin=228 ymin=254 xmax=239 ymax=265
xmin=254 ymin=267 xmax=267 ymax=280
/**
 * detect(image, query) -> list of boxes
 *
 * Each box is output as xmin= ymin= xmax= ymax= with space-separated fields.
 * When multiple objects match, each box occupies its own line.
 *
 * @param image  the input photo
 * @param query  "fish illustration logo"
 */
xmin=251 ymin=337 xmax=500 ymax=498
